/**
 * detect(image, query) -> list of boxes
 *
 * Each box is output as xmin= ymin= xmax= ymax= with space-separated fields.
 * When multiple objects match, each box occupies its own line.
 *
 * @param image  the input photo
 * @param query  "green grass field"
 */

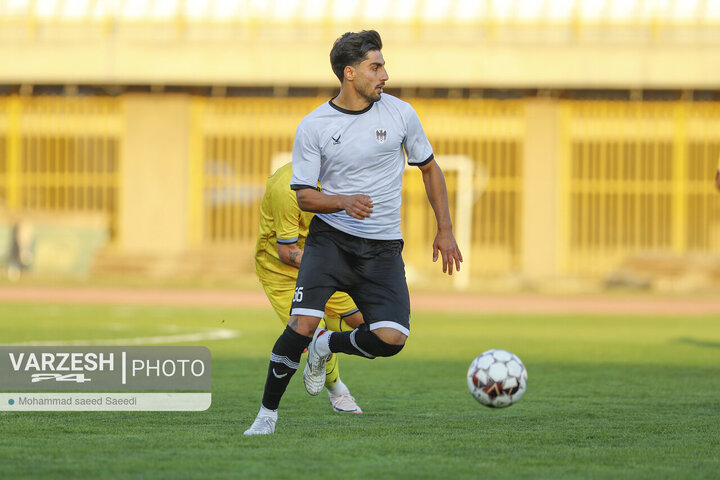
xmin=1 ymin=302 xmax=719 ymax=479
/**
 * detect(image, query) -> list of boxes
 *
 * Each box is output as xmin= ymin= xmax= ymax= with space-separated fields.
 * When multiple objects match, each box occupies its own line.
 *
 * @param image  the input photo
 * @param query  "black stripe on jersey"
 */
xmin=291 ymin=184 xmax=320 ymax=191
xmin=410 ymin=153 xmax=434 ymax=167
xmin=277 ymin=237 xmax=298 ymax=245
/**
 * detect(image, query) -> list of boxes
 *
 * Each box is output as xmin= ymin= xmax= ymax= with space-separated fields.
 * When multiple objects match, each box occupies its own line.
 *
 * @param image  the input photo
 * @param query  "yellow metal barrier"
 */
xmin=407 ymin=99 xmax=525 ymax=278
xmin=4 ymin=95 xmax=717 ymax=281
xmin=0 ymin=96 xmax=123 ymax=238
xmin=685 ymin=104 xmax=720 ymax=254
xmin=0 ymin=99 xmax=10 ymax=207
xmin=191 ymin=97 xmax=526 ymax=280
xmin=559 ymin=101 xmax=720 ymax=277
xmin=191 ymin=97 xmax=321 ymax=246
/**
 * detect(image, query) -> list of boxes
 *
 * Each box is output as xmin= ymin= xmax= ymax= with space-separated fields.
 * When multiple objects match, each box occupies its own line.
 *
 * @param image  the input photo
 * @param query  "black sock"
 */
xmin=328 ymin=325 xmax=404 ymax=359
xmin=261 ymin=326 xmax=312 ymax=410
xmin=329 ymin=330 xmax=367 ymax=357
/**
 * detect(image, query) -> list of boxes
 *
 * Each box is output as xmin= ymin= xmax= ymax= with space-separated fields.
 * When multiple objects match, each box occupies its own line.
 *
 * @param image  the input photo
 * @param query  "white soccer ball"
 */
xmin=467 ymin=349 xmax=528 ymax=408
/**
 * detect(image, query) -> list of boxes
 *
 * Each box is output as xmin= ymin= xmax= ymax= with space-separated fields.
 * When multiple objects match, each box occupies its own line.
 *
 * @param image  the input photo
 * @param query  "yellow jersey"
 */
xmin=255 ymin=162 xmax=359 ymax=327
xmin=255 ymin=163 xmax=315 ymax=285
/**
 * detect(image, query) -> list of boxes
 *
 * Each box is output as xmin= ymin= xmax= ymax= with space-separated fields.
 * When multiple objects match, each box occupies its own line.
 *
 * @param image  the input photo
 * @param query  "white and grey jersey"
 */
xmin=290 ymin=93 xmax=434 ymax=240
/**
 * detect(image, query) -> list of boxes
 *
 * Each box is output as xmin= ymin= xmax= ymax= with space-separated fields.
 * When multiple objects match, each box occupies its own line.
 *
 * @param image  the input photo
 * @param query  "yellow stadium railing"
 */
xmin=0 ymin=96 xmax=123 ymax=238
xmin=685 ymin=104 xmax=720 ymax=254
xmin=558 ymin=101 xmax=720 ymax=277
xmin=0 ymin=98 xmax=14 ymax=208
xmin=2 ymin=94 xmax=718 ymax=282
xmin=408 ymin=99 xmax=525 ymax=279
xmin=190 ymin=97 xmax=317 ymax=248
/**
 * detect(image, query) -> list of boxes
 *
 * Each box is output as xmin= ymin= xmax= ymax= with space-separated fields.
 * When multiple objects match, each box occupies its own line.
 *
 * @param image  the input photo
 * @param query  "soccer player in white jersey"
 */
xmin=245 ymin=30 xmax=462 ymax=435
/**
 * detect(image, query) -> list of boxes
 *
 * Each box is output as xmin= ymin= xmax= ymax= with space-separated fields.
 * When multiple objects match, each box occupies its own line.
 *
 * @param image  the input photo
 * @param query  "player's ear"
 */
xmin=344 ymin=65 xmax=355 ymax=82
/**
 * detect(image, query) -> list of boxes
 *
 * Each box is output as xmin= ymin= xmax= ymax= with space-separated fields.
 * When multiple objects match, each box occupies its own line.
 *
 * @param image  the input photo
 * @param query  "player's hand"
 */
xmin=343 ymin=194 xmax=373 ymax=220
xmin=716 ymin=171 xmax=720 ymax=191
xmin=433 ymin=230 xmax=463 ymax=275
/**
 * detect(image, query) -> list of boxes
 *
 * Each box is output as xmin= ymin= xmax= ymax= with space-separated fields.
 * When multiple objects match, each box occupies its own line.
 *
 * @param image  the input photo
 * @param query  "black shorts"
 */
xmin=291 ymin=217 xmax=411 ymax=336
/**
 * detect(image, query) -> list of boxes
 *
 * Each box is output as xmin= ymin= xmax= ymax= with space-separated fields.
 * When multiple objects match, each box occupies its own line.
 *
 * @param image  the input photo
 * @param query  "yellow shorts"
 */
xmin=260 ymin=281 xmax=358 ymax=332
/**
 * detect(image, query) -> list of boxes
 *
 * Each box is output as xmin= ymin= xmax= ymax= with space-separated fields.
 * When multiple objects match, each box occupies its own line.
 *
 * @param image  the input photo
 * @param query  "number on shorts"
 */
xmin=293 ymin=287 xmax=304 ymax=302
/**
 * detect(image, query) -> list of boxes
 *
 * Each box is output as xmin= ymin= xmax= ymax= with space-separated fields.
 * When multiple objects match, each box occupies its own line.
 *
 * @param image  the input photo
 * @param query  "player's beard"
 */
xmin=359 ymin=82 xmax=382 ymax=103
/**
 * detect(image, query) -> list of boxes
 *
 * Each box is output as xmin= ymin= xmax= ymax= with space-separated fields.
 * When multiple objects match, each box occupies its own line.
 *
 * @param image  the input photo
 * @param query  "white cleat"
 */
xmin=329 ymin=392 xmax=363 ymax=414
xmin=304 ymin=328 xmax=330 ymax=396
xmin=243 ymin=415 xmax=276 ymax=436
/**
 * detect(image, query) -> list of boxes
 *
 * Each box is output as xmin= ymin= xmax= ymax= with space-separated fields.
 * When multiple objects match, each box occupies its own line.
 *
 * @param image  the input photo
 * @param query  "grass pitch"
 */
xmin=1 ymin=302 xmax=719 ymax=479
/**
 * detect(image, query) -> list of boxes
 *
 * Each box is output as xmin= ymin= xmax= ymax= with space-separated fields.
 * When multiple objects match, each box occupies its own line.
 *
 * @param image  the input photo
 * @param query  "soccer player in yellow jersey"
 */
xmin=254 ymin=162 xmax=364 ymax=413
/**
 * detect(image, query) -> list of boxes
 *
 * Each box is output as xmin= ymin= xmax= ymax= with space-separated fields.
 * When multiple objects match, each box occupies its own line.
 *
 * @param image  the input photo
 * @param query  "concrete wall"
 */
xmin=1 ymin=26 xmax=720 ymax=88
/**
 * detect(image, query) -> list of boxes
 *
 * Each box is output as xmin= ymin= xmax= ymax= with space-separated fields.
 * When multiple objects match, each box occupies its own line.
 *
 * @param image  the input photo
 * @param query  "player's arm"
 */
xmin=418 ymin=159 xmax=463 ymax=275
xmin=277 ymin=243 xmax=303 ymax=268
xmin=272 ymin=165 xmax=307 ymax=268
xmin=294 ymin=188 xmax=373 ymax=220
xmin=716 ymin=155 xmax=720 ymax=191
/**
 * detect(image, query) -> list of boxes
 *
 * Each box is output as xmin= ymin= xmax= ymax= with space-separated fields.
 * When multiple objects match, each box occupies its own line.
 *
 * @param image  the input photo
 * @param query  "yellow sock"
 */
xmin=325 ymin=353 xmax=340 ymax=387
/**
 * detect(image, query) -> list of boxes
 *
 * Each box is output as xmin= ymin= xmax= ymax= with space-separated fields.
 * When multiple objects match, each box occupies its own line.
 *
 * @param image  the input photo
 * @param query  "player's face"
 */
xmin=353 ymin=50 xmax=388 ymax=103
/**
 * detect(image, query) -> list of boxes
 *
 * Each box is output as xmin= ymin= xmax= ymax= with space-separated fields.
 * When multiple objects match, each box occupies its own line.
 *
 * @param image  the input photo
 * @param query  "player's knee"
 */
xmin=288 ymin=315 xmax=320 ymax=337
xmin=372 ymin=327 xmax=407 ymax=346
xmin=342 ymin=310 xmax=364 ymax=330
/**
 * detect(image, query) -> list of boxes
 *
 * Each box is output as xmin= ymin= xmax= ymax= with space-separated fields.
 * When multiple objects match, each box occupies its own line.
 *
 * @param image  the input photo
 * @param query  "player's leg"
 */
xmin=260 ymin=279 xmax=336 ymax=356
xmin=256 ymin=260 xmax=333 ymax=407
xmin=318 ymin=331 xmax=363 ymax=412
xmin=245 ymin=294 xmax=330 ymax=434
xmin=323 ymin=293 xmax=364 ymax=386
xmin=322 ymin=294 xmax=365 ymax=413
xmin=246 ymin=220 xmax=340 ymax=434
xmin=244 ymin=313 xmax=322 ymax=435
xmin=340 ymin=310 xmax=364 ymax=329
xmin=261 ymin=313 xmax=321 ymax=406
xmin=322 ymin=309 xmax=367 ymax=384
xmin=246 ymin=279 xmax=299 ymax=435
xmin=258 ymin=281 xmax=348 ymax=409
xmin=320 ymin=312 xmax=343 ymax=389
xmin=259 ymin=280 xmax=295 ymax=324
xmin=290 ymin=217 xmax=402 ymax=397
xmin=315 ymin=323 xmax=407 ymax=359
xmin=308 ymin=239 xmax=410 ymax=362
xmin=260 ymin=278 xmax=334 ymax=338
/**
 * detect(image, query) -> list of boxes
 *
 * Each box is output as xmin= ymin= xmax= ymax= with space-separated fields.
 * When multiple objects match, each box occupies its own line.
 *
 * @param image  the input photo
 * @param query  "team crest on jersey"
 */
xmin=375 ymin=129 xmax=387 ymax=144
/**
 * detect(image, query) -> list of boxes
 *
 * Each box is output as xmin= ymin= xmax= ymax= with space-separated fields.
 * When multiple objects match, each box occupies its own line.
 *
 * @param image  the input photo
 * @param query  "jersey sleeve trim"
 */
xmin=340 ymin=308 xmax=360 ymax=318
xmin=291 ymin=184 xmax=316 ymax=191
xmin=276 ymin=237 xmax=298 ymax=245
xmin=410 ymin=153 xmax=434 ymax=167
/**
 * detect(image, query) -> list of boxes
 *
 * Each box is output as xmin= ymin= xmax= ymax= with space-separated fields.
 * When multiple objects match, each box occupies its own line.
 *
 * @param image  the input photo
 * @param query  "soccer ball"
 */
xmin=467 ymin=349 xmax=528 ymax=408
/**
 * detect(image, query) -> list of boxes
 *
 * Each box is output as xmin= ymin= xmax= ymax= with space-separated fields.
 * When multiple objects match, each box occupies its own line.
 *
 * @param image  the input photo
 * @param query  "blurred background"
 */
xmin=0 ymin=0 xmax=719 ymax=294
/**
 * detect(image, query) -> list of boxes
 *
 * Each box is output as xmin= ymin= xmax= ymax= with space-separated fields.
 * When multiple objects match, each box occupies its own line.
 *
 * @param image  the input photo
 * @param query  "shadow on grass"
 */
xmin=674 ymin=337 xmax=720 ymax=349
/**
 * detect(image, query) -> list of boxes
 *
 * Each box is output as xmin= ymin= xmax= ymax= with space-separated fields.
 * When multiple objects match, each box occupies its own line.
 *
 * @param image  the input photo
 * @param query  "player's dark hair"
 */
xmin=330 ymin=30 xmax=383 ymax=83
